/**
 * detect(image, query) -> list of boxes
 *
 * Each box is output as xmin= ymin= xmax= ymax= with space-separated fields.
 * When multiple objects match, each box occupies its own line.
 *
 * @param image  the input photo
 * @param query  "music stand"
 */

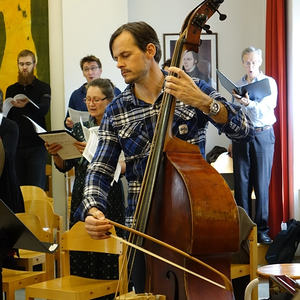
xmin=0 ymin=199 xmax=58 ymax=299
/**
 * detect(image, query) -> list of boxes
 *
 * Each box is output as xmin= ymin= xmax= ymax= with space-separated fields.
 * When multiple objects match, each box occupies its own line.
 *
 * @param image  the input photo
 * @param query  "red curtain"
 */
xmin=265 ymin=0 xmax=291 ymax=237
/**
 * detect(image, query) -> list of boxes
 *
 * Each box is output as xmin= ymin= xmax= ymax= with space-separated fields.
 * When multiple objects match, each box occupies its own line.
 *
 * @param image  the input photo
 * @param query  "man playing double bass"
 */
xmin=75 ymin=21 xmax=254 ymax=294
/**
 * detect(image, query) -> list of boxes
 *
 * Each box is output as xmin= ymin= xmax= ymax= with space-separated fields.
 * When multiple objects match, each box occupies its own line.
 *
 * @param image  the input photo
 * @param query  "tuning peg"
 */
xmin=217 ymin=10 xmax=227 ymax=21
xmin=215 ymin=9 xmax=227 ymax=21
xmin=203 ymin=24 xmax=212 ymax=34
xmin=211 ymin=0 xmax=227 ymax=21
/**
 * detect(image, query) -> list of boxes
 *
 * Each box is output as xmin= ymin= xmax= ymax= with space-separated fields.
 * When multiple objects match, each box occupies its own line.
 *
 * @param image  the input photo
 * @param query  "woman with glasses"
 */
xmin=45 ymin=79 xmax=125 ymax=298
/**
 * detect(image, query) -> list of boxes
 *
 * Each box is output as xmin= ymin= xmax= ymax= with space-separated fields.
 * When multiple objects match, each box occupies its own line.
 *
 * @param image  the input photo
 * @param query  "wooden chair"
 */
xmin=21 ymin=185 xmax=53 ymax=204
xmin=25 ymin=221 xmax=127 ymax=300
xmin=230 ymin=206 xmax=258 ymax=300
xmin=2 ymin=213 xmax=55 ymax=300
xmin=16 ymin=199 xmax=63 ymax=276
xmin=23 ymin=199 xmax=61 ymax=233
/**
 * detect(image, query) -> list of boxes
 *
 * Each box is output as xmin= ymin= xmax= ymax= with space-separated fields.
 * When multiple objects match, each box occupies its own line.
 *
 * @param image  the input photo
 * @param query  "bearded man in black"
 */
xmin=5 ymin=49 xmax=51 ymax=189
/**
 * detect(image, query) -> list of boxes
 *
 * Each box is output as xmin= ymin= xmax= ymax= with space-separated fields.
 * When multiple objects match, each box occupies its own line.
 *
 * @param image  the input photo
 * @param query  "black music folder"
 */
xmin=0 ymin=199 xmax=58 ymax=253
xmin=217 ymin=69 xmax=271 ymax=101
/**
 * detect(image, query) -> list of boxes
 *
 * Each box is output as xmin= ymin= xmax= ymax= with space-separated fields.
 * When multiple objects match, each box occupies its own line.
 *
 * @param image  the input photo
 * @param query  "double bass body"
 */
xmin=143 ymin=138 xmax=239 ymax=299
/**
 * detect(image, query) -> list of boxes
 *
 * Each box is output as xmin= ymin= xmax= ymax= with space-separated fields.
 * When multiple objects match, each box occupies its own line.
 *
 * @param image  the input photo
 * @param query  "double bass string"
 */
xmin=125 ymin=50 xmax=182 ymax=280
xmin=123 ymin=31 xmax=191 ymax=292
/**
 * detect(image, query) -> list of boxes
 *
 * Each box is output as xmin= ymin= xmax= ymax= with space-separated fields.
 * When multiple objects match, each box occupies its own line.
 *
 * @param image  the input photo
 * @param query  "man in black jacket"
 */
xmin=5 ymin=49 xmax=51 ymax=189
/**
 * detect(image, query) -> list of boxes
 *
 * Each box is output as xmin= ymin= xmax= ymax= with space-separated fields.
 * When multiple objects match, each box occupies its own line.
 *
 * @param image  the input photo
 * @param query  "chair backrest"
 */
xmin=61 ymin=221 xmax=122 ymax=254
xmin=16 ymin=212 xmax=51 ymax=242
xmin=21 ymin=185 xmax=53 ymax=203
xmin=24 ymin=199 xmax=61 ymax=232
xmin=60 ymin=221 xmax=124 ymax=278
xmin=231 ymin=206 xmax=256 ymax=264
xmin=24 ymin=199 xmax=63 ymax=277
xmin=16 ymin=212 xmax=56 ymax=279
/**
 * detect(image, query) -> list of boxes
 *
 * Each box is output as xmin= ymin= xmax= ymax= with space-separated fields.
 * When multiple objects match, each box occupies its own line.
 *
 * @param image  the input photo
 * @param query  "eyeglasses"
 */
xmin=243 ymin=60 xmax=260 ymax=67
xmin=83 ymin=66 xmax=99 ymax=73
xmin=18 ymin=62 xmax=33 ymax=67
xmin=83 ymin=96 xmax=107 ymax=104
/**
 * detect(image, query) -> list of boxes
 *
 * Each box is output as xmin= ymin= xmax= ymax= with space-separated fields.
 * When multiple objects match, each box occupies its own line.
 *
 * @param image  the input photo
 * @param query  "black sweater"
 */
xmin=5 ymin=77 xmax=51 ymax=148
xmin=0 ymin=117 xmax=24 ymax=213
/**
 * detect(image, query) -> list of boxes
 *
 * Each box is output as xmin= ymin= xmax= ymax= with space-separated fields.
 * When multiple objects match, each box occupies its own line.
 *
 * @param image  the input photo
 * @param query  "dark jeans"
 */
xmin=16 ymin=145 xmax=47 ymax=189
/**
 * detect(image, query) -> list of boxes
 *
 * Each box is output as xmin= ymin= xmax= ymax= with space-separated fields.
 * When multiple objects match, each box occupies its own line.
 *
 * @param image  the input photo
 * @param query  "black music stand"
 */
xmin=0 ymin=199 xmax=58 ymax=299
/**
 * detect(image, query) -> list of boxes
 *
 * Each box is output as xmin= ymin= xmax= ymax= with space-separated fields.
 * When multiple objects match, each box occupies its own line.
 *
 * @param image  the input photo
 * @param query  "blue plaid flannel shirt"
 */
xmin=75 ymin=78 xmax=254 ymax=226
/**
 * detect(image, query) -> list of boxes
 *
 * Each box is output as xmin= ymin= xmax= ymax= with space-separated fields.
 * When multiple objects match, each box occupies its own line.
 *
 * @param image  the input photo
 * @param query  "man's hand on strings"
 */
xmin=85 ymin=208 xmax=113 ymax=240
xmin=165 ymin=66 xmax=212 ymax=110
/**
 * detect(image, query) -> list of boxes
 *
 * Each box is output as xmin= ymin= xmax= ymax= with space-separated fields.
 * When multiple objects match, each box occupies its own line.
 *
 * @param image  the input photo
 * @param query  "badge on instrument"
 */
xmin=178 ymin=124 xmax=188 ymax=135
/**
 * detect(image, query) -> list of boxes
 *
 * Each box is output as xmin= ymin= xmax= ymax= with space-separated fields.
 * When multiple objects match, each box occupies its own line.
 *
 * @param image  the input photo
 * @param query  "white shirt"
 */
xmin=234 ymin=72 xmax=278 ymax=127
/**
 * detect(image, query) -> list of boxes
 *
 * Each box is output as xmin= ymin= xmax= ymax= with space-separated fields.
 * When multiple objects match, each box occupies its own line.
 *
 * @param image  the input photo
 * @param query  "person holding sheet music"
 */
xmin=0 ymin=89 xmax=25 ymax=298
xmin=64 ymin=55 xmax=121 ymax=130
xmin=5 ymin=49 xmax=51 ymax=189
xmin=0 ymin=89 xmax=24 ymax=214
xmin=46 ymin=78 xmax=125 ymax=292
xmin=228 ymin=46 xmax=278 ymax=244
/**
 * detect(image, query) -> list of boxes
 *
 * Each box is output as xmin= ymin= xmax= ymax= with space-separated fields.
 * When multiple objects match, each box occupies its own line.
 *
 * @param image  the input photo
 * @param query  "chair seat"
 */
xmin=15 ymin=249 xmax=46 ymax=270
xmin=26 ymin=275 xmax=119 ymax=299
xmin=2 ymin=268 xmax=46 ymax=287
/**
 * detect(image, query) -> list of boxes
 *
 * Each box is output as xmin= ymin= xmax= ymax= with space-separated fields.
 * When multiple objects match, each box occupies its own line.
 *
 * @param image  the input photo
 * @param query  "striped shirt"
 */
xmin=75 ymin=78 xmax=254 ymax=225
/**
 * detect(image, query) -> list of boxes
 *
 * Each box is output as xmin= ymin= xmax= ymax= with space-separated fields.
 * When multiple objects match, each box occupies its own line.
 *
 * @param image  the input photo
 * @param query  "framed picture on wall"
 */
xmin=163 ymin=33 xmax=218 ymax=89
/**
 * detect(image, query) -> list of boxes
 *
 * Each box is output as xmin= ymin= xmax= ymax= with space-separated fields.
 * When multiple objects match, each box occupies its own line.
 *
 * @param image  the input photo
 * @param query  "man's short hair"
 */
xmin=17 ymin=49 xmax=36 ymax=64
xmin=241 ymin=46 xmax=262 ymax=62
xmin=109 ymin=21 xmax=162 ymax=63
xmin=80 ymin=55 xmax=102 ymax=70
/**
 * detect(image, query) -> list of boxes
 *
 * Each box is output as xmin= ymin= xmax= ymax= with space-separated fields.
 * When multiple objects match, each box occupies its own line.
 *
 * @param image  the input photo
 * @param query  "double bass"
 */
xmin=116 ymin=1 xmax=240 ymax=299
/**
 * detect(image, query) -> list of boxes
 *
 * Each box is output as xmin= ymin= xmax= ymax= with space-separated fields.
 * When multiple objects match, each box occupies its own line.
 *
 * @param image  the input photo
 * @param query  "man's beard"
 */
xmin=18 ymin=70 xmax=35 ymax=85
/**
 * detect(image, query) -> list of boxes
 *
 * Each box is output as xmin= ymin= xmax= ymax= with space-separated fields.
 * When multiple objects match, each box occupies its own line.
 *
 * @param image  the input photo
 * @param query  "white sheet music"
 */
xmin=3 ymin=94 xmax=39 ymax=116
xmin=24 ymin=116 xmax=47 ymax=133
xmin=82 ymin=126 xmax=99 ymax=162
xmin=68 ymin=107 xmax=90 ymax=124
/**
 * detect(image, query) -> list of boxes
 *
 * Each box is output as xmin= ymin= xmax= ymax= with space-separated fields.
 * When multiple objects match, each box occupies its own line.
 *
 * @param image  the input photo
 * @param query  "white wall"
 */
xmin=128 ymin=0 xmax=266 ymax=153
xmin=62 ymin=0 xmax=128 ymax=106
